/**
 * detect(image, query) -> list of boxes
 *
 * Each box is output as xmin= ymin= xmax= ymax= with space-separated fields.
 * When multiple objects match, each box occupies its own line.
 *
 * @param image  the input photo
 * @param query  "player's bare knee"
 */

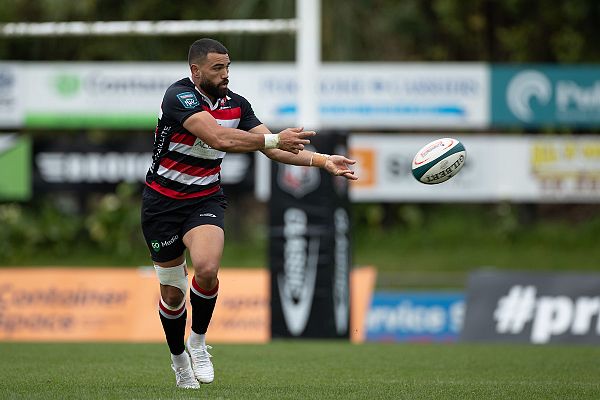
xmin=161 ymin=285 xmax=185 ymax=307
xmin=193 ymin=264 xmax=218 ymax=285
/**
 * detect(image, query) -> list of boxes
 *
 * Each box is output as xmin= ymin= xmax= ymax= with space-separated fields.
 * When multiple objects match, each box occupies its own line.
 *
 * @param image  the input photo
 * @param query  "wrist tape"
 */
xmin=264 ymin=134 xmax=280 ymax=149
xmin=310 ymin=152 xmax=329 ymax=168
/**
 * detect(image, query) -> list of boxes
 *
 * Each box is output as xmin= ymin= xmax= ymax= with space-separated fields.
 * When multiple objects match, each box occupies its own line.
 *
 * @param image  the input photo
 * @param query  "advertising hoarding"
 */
xmin=269 ymin=133 xmax=351 ymax=338
xmin=366 ymin=292 xmax=464 ymax=342
xmin=0 ymin=63 xmax=23 ymax=128
xmin=32 ymin=133 xmax=253 ymax=194
xmin=0 ymin=267 xmax=375 ymax=343
xmin=0 ymin=62 xmax=489 ymax=129
xmin=0 ymin=134 xmax=31 ymax=201
xmin=234 ymin=63 xmax=489 ymax=129
xmin=492 ymin=65 xmax=600 ymax=127
xmin=349 ymin=134 xmax=600 ymax=203
xmin=462 ymin=270 xmax=600 ymax=344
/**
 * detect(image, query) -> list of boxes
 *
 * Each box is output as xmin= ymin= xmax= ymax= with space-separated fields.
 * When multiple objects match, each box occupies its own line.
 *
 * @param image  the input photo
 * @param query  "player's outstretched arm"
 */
xmin=250 ymin=125 xmax=358 ymax=181
xmin=183 ymin=112 xmax=314 ymax=154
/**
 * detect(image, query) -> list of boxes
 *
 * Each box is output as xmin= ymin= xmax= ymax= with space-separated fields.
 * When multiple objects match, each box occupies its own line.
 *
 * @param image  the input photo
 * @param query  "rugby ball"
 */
xmin=411 ymin=138 xmax=466 ymax=184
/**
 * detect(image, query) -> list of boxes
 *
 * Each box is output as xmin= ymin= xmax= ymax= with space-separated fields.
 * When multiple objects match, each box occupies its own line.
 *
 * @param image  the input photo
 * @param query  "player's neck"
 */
xmin=197 ymin=87 xmax=217 ymax=104
xmin=190 ymin=76 xmax=218 ymax=104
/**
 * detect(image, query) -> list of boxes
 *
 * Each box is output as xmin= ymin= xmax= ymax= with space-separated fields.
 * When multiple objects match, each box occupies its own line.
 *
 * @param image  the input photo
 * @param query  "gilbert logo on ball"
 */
xmin=411 ymin=138 xmax=466 ymax=184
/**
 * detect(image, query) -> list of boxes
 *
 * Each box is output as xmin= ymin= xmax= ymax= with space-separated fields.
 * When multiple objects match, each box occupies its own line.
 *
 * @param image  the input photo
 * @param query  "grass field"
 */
xmin=1 ymin=341 xmax=599 ymax=399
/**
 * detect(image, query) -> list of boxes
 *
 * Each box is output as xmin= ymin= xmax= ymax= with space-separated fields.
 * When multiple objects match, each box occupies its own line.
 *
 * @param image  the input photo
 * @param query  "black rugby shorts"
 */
xmin=141 ymin=186 xmax=227 ymax=262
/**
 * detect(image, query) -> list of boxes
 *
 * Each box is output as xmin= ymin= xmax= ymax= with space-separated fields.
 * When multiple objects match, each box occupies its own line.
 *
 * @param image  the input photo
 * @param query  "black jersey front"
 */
xmin=146 ymin=77 xmax=261 ymax=199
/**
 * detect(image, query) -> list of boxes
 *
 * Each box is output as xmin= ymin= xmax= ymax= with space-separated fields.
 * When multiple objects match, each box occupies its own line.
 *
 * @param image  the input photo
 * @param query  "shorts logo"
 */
xmin=198 ymin=213 xmax=217 ymax=218
xmin=176 ymin=92 xmax=200 ymax=109
xmin=151 ymin=240 xmax=160 ymax=252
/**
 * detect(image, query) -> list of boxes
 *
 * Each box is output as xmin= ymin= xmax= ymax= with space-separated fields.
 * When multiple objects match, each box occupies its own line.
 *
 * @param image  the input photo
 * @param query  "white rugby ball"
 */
xmin=411 ymin=138 xmax=466 ymax=184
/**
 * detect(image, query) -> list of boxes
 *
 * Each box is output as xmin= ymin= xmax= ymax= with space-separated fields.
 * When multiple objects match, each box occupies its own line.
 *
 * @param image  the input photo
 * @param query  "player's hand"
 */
xmin=325 ymin=155 xmax=358 ymax=180
xmin=277 ymin=127 xmax=315 ymax=154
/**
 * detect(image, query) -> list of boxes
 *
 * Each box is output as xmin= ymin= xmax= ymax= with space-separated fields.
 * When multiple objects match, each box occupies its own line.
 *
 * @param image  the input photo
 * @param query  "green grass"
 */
xmin=1 ymin=341 xmax=599 ymax=399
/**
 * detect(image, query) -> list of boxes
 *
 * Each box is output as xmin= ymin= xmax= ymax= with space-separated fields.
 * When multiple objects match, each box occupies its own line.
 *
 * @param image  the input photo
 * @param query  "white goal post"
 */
xmin=0 ymin=19 xmax=298 ymax=36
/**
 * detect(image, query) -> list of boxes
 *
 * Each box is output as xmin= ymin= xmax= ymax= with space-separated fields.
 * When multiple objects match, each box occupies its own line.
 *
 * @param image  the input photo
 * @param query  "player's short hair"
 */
xmin=188 ymin=38 xmax=229 ymax=65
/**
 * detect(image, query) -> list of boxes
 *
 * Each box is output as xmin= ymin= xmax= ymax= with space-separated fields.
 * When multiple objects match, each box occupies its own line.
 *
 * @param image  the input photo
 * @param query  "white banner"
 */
xmin=349 ymin=134 xmax=600 ymax=203
xmin=22 ymin=62 xmax=187 ymax=127
xmin=233 ymin=63 xmax=489 ymax=129
xmin=0 ymin=62 xmax=488 ymax=129
xmin=0 ymin=63 xmax=24 ymax=127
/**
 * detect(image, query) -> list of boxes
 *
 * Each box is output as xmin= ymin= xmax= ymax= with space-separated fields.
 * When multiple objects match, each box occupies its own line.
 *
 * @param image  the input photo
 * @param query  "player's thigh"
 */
xmin=181 ymin=193 xmax=227 ymax=269
xmin=183 ymin=225 xmax=224 ymax=269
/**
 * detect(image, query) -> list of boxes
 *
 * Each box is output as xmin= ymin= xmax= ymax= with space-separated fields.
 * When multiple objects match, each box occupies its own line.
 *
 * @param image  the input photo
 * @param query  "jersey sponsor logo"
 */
xmin=151 ymin=240 xmax=160 ymax=252
xmin=176 ymin=91 xmax=200 ymax=109
xmin=190 ymin=138 xmax=222 ymax=159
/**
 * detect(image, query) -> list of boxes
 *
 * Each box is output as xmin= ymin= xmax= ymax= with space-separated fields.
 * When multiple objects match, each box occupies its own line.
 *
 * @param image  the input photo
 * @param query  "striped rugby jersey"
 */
xmin=146 ymin=77 xmax=261 ymax=199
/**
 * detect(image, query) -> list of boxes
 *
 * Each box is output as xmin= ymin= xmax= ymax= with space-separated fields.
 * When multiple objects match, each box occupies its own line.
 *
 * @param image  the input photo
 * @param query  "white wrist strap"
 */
xmin=264 ymin=134 xmax=280 ymax=149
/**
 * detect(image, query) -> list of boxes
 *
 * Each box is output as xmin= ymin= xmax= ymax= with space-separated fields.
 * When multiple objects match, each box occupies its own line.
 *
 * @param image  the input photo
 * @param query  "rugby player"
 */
xmin=141 ymin=38 xmax=357 ymax=389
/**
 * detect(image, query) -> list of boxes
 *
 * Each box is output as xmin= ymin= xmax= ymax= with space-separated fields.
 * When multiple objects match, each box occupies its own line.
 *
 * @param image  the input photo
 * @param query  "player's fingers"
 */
xmin=339 ymin=170 xmax=358 ymax=179
xmin=343 ymin=157 xmax=357 ymax=165
xmin=297 ymin=144 xmax=304 ymax=151
xmin=298 ymin=131 xmax=316 ymax=138
xmin=297 ymin=139 xmax=311 ymax=145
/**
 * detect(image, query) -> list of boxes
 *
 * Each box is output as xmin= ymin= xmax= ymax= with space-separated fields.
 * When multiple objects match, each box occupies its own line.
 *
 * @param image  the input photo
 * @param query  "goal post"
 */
xmin=0 ymin=19 xmax=298 ymax=36
xmin=0 ymin=0 xmax=321 ymax=129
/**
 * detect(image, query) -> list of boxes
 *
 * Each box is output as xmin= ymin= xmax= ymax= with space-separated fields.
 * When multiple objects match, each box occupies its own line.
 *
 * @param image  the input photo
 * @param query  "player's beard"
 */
xmin=200 ymin=77 xmax=228 ymax=99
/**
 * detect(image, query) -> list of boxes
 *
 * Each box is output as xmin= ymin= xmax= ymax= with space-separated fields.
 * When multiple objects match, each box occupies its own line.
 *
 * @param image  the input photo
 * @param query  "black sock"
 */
xmin=190 ymin=277 xmax=218 ymax=334
xmin=159 ymin=300 xmax=187 ymax=355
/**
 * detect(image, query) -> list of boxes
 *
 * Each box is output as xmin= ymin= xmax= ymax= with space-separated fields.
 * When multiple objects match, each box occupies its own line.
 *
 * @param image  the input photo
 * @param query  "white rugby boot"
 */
xmin=171 ymin=352 xmax=200 ymax=389
xmin=186 ymin=337 xmax=214 ymax=384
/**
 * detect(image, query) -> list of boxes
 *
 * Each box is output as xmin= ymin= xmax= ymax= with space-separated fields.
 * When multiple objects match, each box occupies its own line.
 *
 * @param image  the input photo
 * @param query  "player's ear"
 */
xmin=190 ymin=64 xmax=200 ymax=78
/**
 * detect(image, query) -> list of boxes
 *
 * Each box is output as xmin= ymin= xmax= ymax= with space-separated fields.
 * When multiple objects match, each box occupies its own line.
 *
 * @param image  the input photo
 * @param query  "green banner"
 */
xmin=0 ymin=135 xmax=31 ymax=201
xmin=492 ymin=65 xmax=600 ymax=127
xmin=25 ymin=113 xmax=157 ymax=129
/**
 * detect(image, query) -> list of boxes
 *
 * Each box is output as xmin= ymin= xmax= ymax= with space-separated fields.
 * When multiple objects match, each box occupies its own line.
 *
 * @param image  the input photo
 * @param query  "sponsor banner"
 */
xmin=462 ymin=270 xmax=600 ymax=344
xmin=1 ymin=62 xmax=488 ymax=129
xmin=366 ymin=292 xmax=464 ymax=342
xmin=0 ymin=267 xmax=375 ymax=342
xmin=493 ymin=65 xmax=600 ymax=127
xmin=0 ymin=63 xmax=23 ymax=127
xmin=270 ymin=133 xmax=352 ymax=338
xmin=33 ymin=133 xmax=253 ymax=192
xmin=0 ymin=268 xmax=269 ymax=343
xmin=349 ymin=134 xmax=600 ymax=203
xmin=23 ymin=62 xmax=186 ymax=128
xmin=0 ymin=134 xmax=31 ymax=200
xmin=234 ymin=63 xmax=489 ymax=129
xmin=349 ymin=266 xmax=377 ymax=343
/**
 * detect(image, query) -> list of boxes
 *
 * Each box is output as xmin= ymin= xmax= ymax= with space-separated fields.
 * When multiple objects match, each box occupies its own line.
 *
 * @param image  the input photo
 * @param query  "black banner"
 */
xmin=32 ymin=132 xmax=254 ymax=194
xmin=269 ymin=132 xmax=351 ymax=338
xmin=461 ymin=269 xmax=600 ymax=344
